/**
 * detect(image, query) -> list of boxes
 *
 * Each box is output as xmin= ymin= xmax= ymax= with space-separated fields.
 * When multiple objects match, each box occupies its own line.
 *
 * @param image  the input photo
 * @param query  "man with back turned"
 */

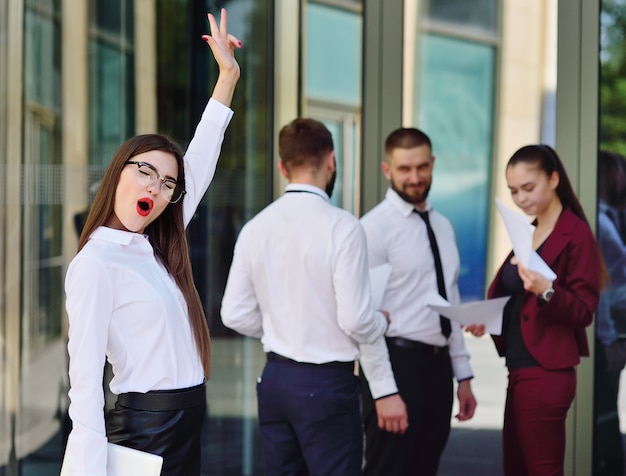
xmin=221 ymin=118 xmax=394 ymax=475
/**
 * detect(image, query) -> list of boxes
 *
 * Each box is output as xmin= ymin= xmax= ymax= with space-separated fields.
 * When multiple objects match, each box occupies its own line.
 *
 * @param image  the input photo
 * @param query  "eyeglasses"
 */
xmin=125 ymin=160 xmax=186 ymax=203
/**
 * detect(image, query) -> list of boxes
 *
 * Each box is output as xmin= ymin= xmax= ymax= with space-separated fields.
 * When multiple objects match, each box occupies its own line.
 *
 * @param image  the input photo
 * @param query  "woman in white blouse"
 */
xmin=62 ymin=9 xmax=240 ymax=476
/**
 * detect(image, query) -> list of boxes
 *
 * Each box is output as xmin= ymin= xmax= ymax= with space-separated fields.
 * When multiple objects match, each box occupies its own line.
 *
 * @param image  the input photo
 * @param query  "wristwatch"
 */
xmin=540 ymin=286 xmax=555 ymax=302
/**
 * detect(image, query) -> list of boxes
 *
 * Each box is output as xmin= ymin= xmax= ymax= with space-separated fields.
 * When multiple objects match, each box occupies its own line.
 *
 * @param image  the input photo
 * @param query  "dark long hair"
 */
xmin=598 ymin=150 xmax=626 ymax=207
xmin=508 ymin=144 xmax=607 ymax=288
xmin=78 ymin=134 xmax=212 ymax=377
xmin=507 ymin=144 xmax=590 ymax=226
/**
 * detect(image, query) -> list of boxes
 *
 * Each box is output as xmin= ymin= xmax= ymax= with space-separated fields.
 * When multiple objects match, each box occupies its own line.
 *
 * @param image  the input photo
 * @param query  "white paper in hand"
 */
xmin=495 ymin=198 xmax=556 ymax=281
xmin=426 ymin=294 xmax=510 ymax=335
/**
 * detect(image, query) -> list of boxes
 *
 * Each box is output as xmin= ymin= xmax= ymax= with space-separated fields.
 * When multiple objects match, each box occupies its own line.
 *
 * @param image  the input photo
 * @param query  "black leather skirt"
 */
xmin=106 ymin=383 xmax=206 ymax=476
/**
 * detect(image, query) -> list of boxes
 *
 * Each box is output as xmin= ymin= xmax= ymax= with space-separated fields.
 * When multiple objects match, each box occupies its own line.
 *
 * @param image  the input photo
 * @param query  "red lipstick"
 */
xmin=136 ymin=198 xmax=154 ymax=217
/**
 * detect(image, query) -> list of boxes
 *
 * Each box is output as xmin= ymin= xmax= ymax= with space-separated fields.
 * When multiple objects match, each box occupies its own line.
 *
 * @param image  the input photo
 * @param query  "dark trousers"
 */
xmin=503 ymin=366 xmax=576 ymax=476
xmin=593 ymin=340 xmax=625 ymax=476
xmin=361 ymin=338 xmax=453 ymax=476
xmin=257 ymin=356 xmax=362 ymax=476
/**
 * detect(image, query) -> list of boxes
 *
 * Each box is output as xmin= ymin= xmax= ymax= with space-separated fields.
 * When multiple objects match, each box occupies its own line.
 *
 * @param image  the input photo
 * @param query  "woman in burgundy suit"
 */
xmin=470 ymin=144 xmax=601 ymax=476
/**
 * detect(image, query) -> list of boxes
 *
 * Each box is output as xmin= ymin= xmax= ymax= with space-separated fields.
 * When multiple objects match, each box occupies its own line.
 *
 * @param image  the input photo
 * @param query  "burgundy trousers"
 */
xmin=503 ymin=366 xmax=576 ymax=476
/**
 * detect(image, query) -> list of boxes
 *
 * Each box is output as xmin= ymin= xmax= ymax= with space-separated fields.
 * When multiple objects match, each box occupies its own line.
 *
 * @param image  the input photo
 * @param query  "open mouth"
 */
xmin=136 ymin=198 xmax=154 ymax=217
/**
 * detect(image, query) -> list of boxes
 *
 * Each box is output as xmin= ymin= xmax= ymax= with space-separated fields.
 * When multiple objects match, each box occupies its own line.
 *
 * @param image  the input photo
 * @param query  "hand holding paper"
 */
xmin=426 ymin=293 xmax=509 ymax=335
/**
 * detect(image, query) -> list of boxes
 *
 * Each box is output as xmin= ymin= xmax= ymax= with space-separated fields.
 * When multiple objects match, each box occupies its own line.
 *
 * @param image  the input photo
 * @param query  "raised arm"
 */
xmin=202 ymin=8 xmax=241 ymax=107
xmin=182 ymin=8 xmax=241 ymax=225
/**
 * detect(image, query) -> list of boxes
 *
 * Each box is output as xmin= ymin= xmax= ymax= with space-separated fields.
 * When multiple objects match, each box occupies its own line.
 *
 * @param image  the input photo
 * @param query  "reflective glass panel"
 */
xmin=306 ymin=2 xmax=362 ymax=106
xmin=16 ymin=0 xmax=66 ymax=473
xmin=595 ymin=2 xmax=626 ymax=474
xmin=416 ymin=33 xmax=495 ymax=301
xmin=425 ymin=0 xmax=498 ymax=36
xmin=156 ymin=1 xmax=273 ymax=474
xmin=306 ymin=1 xmax=362 ymax=214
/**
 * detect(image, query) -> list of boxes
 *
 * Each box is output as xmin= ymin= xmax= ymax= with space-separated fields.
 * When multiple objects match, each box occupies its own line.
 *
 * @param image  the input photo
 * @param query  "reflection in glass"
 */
xmin=595 ymin=151 xmax=626 ymax=476
xmin=596 ymin=4 xmax=626 ymax=475
xmin=156 ymin=1 xmax=273 ymax=474
xmin=424 ymin=0 xmax=499 ymax=36
xmin=306 ymin=1 xmax=362 ymax=214
xmin=18 ymin=0 xmax=66 ymax=473
xmin=416 ymin=33 xmax=495 ymax=301
xmin=88 ymin=0 xmax=135 ymax=168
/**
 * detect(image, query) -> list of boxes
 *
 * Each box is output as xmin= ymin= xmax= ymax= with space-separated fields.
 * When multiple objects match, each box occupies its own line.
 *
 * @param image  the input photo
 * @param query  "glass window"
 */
xmin=416 ymin=33 xmax=495 ymax=301
xmin=88 ymin=0 xmax=135 ymax=170
xmin=595 ymin=2 xmax=626 ymax=474
xmin=306 ymin=1 xmax=362 ymax=214
xmin=306 ymin=2 xmax=362 ymax=106
xmin=19 ymin=0 xmax=66 ymax=473
xmin=424 ymin=0 xmax=499 ymax=37
xmin=156 ymin=1 xmax=274 ymax=473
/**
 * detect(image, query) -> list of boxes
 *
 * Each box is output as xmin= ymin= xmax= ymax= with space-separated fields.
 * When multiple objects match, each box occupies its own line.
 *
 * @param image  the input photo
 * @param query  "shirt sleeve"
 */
xmin=448 ymin=319 xmax=474 ymax=381
xmin=357 ymin=215 xmax=400 ymax=396
xmin=183 ymin=98 xmax=234 ymax=227
xmin=360 ymin=216 xmax=387 ymax=268
xmin=220 ymin=228 xmax=264 ymax=338
xmin=333 ymin=221 xmax=388 ymax=344
xmin=359 ymin=337 xmax=398 ymax=398
xmin=64 ymin=255 xmax=114 ymax=476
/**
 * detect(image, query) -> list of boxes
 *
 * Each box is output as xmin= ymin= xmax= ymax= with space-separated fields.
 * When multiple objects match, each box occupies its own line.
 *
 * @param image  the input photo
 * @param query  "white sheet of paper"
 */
xmin=369 ymin=263 xmax=392 ymax=309
xmin=61 ymin=443 xmax=163 ymax=476
xmin=495 ymin=198 xmax=557 ymax=281
xmin=426 ymin=294 xmax=510 ymax=335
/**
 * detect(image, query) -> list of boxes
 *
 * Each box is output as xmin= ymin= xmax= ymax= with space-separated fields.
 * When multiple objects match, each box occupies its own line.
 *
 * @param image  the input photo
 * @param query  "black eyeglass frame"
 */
xmin=125 ymin=160 xmax=187 ymax=204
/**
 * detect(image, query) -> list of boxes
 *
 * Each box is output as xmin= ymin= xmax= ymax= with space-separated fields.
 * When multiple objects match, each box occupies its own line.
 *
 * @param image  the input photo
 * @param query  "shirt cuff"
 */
xmin=205 ymin=97 xmax=234 ymax=128
xmin=451 ymin=358 xmax=473 ymax=382
xmin=375 ymin=392 xmax=399 ymax=401
xmin=367 ymin=375 xmax=399 ymax=400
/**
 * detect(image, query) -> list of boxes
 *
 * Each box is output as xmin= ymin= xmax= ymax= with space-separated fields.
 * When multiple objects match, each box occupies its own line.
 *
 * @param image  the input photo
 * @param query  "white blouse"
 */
xmin=64 ymin=98 xmax=233 ymax=476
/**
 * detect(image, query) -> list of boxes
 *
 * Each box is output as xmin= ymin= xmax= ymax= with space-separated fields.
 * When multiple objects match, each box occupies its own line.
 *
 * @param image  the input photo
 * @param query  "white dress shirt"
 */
xmin=220 ymin=183 xmax=388 ymax=364
xmin=64 ymin=98 xmax=233 ymax=476
xmin=359 ymin=188 xmax=473 ymax=398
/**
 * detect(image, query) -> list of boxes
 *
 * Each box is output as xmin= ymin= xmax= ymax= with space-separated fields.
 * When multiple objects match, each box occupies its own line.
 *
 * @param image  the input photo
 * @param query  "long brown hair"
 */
xmin=78 ymin=134 xmax=212 ymax=377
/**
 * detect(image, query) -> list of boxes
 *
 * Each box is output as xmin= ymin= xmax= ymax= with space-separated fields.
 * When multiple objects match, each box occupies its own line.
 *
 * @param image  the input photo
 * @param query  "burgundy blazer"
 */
xmin=488 ymin=207 xmax=601 ymax=370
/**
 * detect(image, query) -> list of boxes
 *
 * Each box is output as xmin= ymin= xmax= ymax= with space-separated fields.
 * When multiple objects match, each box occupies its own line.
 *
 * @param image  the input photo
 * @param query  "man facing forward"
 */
xmin=359 ymin=127 xmax=477 ymax=476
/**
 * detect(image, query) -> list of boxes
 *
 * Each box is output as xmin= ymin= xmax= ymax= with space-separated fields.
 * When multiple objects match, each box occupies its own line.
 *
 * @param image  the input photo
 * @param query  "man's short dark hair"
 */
xmin=278 ymin=118 xmax=334 ymax=172
xmin=384 ymin=128 xmax=432 ymax=159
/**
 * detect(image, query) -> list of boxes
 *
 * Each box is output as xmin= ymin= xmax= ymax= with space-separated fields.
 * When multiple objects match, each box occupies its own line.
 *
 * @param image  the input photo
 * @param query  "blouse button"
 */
xmin=522 ymin=314 xmax=529 ymax=321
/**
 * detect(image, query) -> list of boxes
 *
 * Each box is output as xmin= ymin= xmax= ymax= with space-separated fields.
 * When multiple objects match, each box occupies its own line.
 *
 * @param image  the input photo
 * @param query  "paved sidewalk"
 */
xmin=439 ymin=335 xmax=507 ymax=475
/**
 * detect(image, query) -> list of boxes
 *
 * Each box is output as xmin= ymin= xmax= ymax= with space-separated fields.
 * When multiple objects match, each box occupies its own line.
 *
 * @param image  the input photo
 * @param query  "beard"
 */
xmin=391 ymin=178 xmax=431 ymax=207
xmin=326 ymin=170 xmax=337 ymax=198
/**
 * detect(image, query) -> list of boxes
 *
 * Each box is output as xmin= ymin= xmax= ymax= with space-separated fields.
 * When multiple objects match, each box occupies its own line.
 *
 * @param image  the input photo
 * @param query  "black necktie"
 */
xmin=416 ymin=210 xmax=452 ymax=338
